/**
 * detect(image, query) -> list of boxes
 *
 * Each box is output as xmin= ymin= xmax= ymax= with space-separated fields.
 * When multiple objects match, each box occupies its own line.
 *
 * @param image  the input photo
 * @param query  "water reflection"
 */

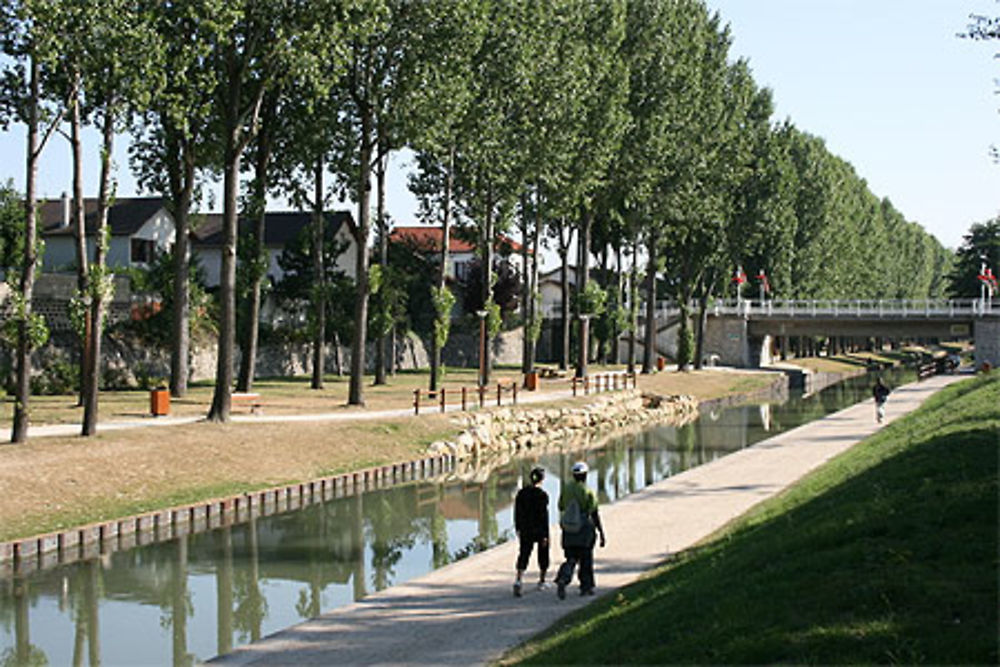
xmin=0 ymin=369 xmax=913 ymax=665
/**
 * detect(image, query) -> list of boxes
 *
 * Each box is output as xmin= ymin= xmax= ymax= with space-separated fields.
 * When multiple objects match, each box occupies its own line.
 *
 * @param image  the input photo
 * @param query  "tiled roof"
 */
xmin=389 ymin=226 xmax=526 ymax=254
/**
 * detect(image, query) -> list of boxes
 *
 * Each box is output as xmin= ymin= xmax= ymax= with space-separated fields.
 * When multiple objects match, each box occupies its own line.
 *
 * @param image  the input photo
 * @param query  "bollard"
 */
xmin=413 ymin=389 xmax=421 ymax=415
xmin=462 ymin=386 xmax=467 ymax=411
xmin=478 ymin=385 xmax=485 ymax=408
xmin=440 ymin=387 xmax=446 ymax=413
xmin=572 ymin=376 xmax=578 ymax=396
xmin=497 ymin=382 xmax=502 ymax=406
xmin=512 ymin=381 xmax=517 ymax=405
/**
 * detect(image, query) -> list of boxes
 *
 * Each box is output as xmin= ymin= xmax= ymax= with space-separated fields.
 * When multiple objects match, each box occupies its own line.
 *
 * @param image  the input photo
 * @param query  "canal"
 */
xmin=0 ymin=368 xmax=913 ymax=665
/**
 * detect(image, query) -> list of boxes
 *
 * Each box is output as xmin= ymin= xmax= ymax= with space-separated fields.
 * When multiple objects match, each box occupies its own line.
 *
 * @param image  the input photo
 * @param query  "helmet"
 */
xmin=571 ymin=461 xmax=589 ymax=475
xmin=530 ymin=467 xmax=545 ymax=483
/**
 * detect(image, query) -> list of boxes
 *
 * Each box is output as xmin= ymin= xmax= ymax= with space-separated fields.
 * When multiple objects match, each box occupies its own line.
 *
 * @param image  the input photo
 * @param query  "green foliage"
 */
xmin=117 ymin=249 xmax=212 ymax=345
xmin=0 ymin=180 xmax=23 ymax=274
xmin=574 ymin=280 xmax=607 ymax=317
xmin=484 ymin=299 xmax=502 ymax=339
xmin=948 ymin=218 xmax=999 ymax=298
xmin=431 ymin=285 xmax=456 ymax=350
xmin=676 ymin=324 xmax=694 ymax=368
xmin=31 ymin=357 xmax=78 ymax=395
xmin=0 ymin=288 xmax=49 ymax=352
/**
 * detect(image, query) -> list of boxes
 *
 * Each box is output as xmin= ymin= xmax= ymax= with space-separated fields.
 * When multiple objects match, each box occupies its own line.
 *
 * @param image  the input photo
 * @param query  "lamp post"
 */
xmin=476 ymin=310 xmax=488 ymax=387
xmin=576 ymin=313 xmax=591 ymax=379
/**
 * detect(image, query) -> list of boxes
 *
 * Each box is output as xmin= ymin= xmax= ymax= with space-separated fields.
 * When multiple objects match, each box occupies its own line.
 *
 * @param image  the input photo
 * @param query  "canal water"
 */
xmin=0 ymin=368 xmax=913 ymax=665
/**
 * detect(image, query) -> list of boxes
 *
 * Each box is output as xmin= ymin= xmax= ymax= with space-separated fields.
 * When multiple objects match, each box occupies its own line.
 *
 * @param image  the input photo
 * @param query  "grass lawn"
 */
xmin=503 ymin=373 xmax=999 ymax=665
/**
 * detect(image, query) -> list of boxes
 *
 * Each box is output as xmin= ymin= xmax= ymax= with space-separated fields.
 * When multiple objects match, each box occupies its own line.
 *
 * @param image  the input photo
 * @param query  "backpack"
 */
xmin=560 ymin=498 xmax=584 ymax=534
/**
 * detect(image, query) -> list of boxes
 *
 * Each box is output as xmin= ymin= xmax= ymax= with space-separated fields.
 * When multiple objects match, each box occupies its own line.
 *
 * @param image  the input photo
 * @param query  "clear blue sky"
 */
xmin=0 ymin=1 xmax=996 ymax=260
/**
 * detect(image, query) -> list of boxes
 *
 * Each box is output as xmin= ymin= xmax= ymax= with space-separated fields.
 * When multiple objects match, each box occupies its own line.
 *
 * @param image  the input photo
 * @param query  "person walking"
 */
xmin=554 ymin=461 xmax=606 ymax=599
xmin=513 ymin=466 xmax=550 ymax=597
xmin=873 ymin=376 xmax=891 ymax=423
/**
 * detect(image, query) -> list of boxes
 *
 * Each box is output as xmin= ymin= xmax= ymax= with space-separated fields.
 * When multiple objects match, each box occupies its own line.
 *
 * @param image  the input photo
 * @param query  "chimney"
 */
xmin=61 ymin=191 xmax=70 ymax=229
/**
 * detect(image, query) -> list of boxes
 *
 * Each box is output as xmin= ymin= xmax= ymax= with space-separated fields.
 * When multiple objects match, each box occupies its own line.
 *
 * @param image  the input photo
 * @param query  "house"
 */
xmin=192 ymin=210 xmax=357 ymax=288
xmin=39 ymin=195 xmax=175 ymax=272
xmin=538 ymin=264 xmax=578 ymax=318
xmin=388 ymin=225 xmax=526 ymax=282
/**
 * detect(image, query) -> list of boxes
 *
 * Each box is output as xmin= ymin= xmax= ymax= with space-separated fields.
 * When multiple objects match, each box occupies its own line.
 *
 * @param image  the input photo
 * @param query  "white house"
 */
xmin=192 ymin=210 xmax=357 ymax=288
xmin=538 ymin=264 xmax=579 ymax=318
xmin=40 ymin=195 xmax=175 ymax=272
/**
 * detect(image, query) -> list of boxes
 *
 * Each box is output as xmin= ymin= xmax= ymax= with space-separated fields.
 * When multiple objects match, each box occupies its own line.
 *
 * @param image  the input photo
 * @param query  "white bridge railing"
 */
xmin=540 ymin=298 xmax=994 ymax=320
xmin=711 ymin=298 xmax=991 ymax=318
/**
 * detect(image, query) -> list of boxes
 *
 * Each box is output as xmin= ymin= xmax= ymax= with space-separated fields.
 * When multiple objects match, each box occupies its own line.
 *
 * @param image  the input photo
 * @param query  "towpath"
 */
xmin=212 ymin=373 xmax=964 ymax=665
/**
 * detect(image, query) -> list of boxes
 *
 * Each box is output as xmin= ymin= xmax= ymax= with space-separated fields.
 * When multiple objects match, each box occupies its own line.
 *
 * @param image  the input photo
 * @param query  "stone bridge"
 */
xmin=634 ymin=299 xmax=998 ymax=370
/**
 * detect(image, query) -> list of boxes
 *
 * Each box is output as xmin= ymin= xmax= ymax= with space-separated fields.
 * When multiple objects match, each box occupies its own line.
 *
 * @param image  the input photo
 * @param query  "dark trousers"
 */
xmin=555 ymin=545 xmax=594 ymax=592
xmin=516 ymin=536 xmax=550 ymax=574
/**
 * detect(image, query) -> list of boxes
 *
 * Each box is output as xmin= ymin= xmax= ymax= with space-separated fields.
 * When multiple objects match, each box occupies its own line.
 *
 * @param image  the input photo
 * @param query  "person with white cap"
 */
xmin=554 ymin=460 xmax=606 ymax=599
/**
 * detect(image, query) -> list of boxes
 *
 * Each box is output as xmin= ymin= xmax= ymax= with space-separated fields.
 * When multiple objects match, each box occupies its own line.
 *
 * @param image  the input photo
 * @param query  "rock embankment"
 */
xmin=428 ymin=389 xmax=698 ymax=461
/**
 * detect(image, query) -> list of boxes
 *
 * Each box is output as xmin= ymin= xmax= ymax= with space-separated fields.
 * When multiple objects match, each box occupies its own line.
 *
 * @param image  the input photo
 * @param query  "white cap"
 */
xmin=572 ymin=461 xmax=589 ymax=474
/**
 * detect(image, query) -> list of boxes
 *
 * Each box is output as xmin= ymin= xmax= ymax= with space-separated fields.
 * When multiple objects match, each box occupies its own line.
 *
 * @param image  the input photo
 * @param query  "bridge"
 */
xmin=542 ymin=298 xmax=999 ymax=370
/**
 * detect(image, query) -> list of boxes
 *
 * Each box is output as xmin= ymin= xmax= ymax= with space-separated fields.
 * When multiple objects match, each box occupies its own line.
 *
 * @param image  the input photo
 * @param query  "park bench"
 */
xmin=232 ymin=392 xmax=264 ymax=415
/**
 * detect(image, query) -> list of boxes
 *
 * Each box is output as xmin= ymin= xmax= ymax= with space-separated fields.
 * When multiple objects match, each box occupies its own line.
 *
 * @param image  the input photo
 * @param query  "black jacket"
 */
xmin=514 ymin=485 xmax=549 ymax=540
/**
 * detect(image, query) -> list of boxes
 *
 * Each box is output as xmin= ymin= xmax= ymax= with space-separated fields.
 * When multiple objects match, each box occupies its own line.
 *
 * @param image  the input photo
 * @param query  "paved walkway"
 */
xmin=212 ymin=373 xmax=964 ymax=666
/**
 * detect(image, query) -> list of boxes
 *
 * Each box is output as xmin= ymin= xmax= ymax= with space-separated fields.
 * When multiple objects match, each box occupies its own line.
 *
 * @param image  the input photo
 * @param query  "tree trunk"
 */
xmin=168 ymin=128 xmax=194 ymax=398
xmin=374 ymin=151 xmax=389 ymax=386
xmin=311 ymin=157 xmax=326 ymax=389
xmin=207 ymin=113 xmax=242 ymax=422
xmin=69 ymin=78 xmax=89 ymax=408
xmin=559 ymin=244 xmax=570 ymax=370
xmin=82 ymin=99 xmax=116 ymax=436
xmin=237 ymin=106 xmax=273 ymax=393
xmin=11 ymin=57 xmax=42 ymax=444
xmin=627 ymin=240 xmax=638 ymax=374
xmin=641 ymin=231 xmax=658 ymax=374
xmin=576 ymin=205 xmax=592 ymax=378
xmin=519 ymin=194 xmax=530 ymax=374
xmin=694 ymin=273 xmax=713 ymax=370
xmin=524 ymin=187 xmax=541 ymax=376
xmin=429 ymin=147 xmax=453 ymax=392
xmin=481 ymin=185 xmax=494 ymax=387
xmin=348 ymin=112 xmax=373 ymax=406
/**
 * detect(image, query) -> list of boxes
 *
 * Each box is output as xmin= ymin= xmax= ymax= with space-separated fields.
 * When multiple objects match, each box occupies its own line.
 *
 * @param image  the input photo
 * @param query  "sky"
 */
xmin=0 ymin=1 xmax=996 ymax=268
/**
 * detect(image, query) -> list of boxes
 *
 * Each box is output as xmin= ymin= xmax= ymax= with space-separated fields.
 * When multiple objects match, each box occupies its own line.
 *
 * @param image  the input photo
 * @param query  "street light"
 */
xmin=576 ymin=313 xmax=591 ymax=379
xmin=476 ymin=310 xmax=488 ymax=387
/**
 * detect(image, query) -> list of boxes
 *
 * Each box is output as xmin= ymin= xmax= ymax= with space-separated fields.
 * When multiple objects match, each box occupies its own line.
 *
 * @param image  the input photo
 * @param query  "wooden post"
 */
xmin=478 ymin=384 xmax=485 ymax=408
xmin=512 ymin=382 xmax=517 ymax=405
xmin=413 ymin=389 xmax=420 ymax=415
xmin=572 ymin=377 xmax=577 ymax=396
xmin=496 ymin=382 xmax=501 ymax=406
xmin=462 ymin=386 xmax=467 ymax=411
xmin=440 ymin=387 xmax=446 ymax=413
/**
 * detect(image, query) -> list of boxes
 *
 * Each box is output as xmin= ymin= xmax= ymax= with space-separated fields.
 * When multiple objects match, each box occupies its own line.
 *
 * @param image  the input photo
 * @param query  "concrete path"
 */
xmin=212 ymin=373 xmax=964 ymax=666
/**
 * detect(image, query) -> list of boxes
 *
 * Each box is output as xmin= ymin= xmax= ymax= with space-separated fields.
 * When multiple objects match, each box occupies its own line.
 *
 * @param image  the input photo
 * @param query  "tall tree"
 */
xmin=79 ymin=0 xmax=159 ymax=436
xmin=2 ymin=0 xmax=68 ymax=443
xmin=948 ymin=218 xmax=1000 ymax=299
xmin=206 ymin=0 xmax=358 ymax=421
xmin=132 ymin=0 xmax=231 ymax=399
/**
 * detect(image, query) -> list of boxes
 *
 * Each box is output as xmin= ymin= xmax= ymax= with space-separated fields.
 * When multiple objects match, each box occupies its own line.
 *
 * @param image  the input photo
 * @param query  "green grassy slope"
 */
xmin=506 ymin=374 xmax=999 ymax=665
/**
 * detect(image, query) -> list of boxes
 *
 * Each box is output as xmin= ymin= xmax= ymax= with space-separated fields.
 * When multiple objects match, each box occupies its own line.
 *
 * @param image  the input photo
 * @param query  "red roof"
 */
xmin=389 ymin=226 xmax=526 ymax=254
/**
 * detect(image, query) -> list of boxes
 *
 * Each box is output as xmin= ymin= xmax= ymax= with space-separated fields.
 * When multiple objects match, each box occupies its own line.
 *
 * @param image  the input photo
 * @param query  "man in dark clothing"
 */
xmin=513 ymin=466 xmax=549 ymax=597
xmin=873 ymin=377 xmax=890 ymax=423
xmin=555 ymin=461 xmax=606 ymax=599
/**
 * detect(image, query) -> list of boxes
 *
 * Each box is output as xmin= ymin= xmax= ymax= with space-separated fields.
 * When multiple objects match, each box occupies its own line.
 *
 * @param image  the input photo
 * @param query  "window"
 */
xmin=131 ymin=238 xmax=156 ymax=264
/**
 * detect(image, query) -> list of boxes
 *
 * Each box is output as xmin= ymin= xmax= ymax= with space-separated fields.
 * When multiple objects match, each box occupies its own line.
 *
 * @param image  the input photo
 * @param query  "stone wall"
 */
xmin=974 ymin=318 xmax=1000 ymax=370
xmin=427 ymin=389 xmax=698 ymax=463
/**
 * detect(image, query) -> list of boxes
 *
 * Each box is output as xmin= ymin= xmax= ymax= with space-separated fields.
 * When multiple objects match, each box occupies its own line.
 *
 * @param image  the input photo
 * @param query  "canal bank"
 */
xmin=213 ymin=373 xmax=966 ymax=666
